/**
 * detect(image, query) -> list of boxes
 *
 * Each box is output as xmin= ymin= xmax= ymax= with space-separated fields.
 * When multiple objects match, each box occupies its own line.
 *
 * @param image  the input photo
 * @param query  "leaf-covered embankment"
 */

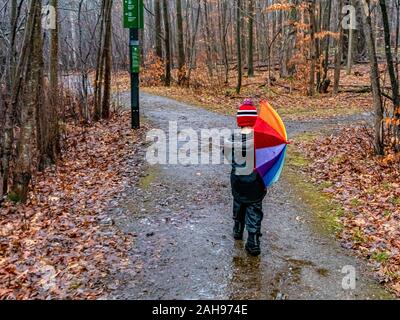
xmin=297 ymin=127 xmax=400 ymax=296
xmin=0 ymin=111 xmax=148 ymax=299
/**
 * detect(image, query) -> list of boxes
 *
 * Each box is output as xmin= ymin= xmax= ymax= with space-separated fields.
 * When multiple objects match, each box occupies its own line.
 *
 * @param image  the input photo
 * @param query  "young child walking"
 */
xmin=226 ymin=99 xmax=267 ymax=256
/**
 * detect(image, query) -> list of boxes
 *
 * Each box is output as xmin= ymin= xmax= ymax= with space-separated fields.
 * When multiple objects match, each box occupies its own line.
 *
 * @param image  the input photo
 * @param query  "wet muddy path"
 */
xmin=108 ymin=93 xmax=391 ymax=300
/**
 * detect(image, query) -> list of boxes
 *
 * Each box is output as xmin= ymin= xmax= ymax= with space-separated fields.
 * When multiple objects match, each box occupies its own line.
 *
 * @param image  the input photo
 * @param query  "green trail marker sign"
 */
xmin=131 ymin=44 xmax=140 ymax=73
xmin=123 ymin=0 xmax=144 ymax=129
xmin=123 ymin=0 xmax=144 ymax=29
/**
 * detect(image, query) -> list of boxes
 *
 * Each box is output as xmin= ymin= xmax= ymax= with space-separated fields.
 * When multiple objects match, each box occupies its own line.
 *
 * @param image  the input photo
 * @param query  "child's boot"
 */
xmin=233 ymin=220 xmax=245 ymax=240
xmin=245 ymin=232 xmax=261 ymax=256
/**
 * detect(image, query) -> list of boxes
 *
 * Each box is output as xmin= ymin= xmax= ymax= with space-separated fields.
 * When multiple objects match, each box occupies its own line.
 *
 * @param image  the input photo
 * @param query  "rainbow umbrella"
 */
xmin=254 ymin=101 xmax=288 ymax=187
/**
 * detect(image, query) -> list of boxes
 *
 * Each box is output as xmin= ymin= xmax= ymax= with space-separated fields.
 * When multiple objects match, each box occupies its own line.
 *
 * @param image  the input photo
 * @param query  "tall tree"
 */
xmin=346 ymin=0 xmax=356 ymax=75
xmin=101 ymin=0 xmax=113 ymax=119
xmin=308 ymin=0 xmax=317 ymax=96
xmin=379 ymin=0 xmax=400 ymax=107
xmin=12 ymin=0 xmax=43 ymax=201
xmin=236 ymin=0 xmax=242 ymax=93
xmin=322 ymin=0 xmax=332 ymax=83
xmin=247 ymin=0 xmax=255 ymax=77
xmin=361 ymin=0 xmax=384 ymax=155
xmin=281 ymin=1 xmax=298 ymax=78
xmin=155 ymin=0 xmax=163 ymax=59
xmin=334 ymin=0 xmax=344 ymax=94
xmin=203 ymin=0 xmax=214 ymax=77
xmin=218 ymin=0 xmax=230 ymax=84
xmin=163 ymin=0 xmax=171 ymax=86
xmin=176 ymin=0 xmax=186 ymax=84
xmin=93 ymin=0 xmax=113 ymax=120
xmin=379 ymin=0 xmax=400 ymax=150
xmin=187 ymin=2 xmax=201 ymax=85
xmin=8 ymin=0 xmax=18 ymax=89
xmin=39 ymin=0 xmax=60 ymax=169
xmin=1 ymin=0 xmax=20 ymax=198
xmin=395 ymin=0 xmax=400 ymax=82
xmin=94 ymin=0 xmax=106 ymax=121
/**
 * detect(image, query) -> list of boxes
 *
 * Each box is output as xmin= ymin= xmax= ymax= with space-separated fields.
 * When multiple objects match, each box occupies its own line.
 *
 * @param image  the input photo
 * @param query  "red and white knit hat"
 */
xmin=237 ymin=99 xmax=258 ymax=127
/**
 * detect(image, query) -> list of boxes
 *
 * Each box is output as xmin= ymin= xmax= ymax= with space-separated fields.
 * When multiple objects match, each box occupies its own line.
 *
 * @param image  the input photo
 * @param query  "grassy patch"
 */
xmin=371 ymin=251 xmax=391 ymax=263
xmin=319 ymin=181 xmax=333 ymax=189
xmin=295 ymin=132 xmax=318 ymax=143
xmin=382 ymin=182 xmax=392 ymax=190
xmin=350 ymin=198 xmax=362 ymax=207
xmin=383 ymin=209 xmax=392 ymax=218
xmin=7 ymin=192 xmax=22 ymax=203
xmin=288 ymin=147 xmax=310 ymax=168
xmin=139 ymin=166 xmax=158 ymax=190
xmin=285 ymin=140 xmax=344 ymax=235
xmin=330 ymin=154 xmax=346 ymax=165
xmin=352 ymin=227 xmax=367 ymax=244
xmin=390 ymin=196 xmax=400 ymax=206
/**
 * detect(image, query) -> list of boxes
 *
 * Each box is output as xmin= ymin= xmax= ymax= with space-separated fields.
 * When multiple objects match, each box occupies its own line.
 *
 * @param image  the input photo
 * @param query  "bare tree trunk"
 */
xmin=12 ymin=0 xmax=43 ymax=202
xmin=308 ymin=0 xmax=316 ymax=96
xmin=396 ymin=0 xmax=400 ymax=83
xmin=3 ymin=0 xmax=36 ymax=199
xmin=176 ymin=0 xmax=186 ymax=85
xmin=94 ymin=0 xmax=106 ymax=121
xmin=346 ymin=28 xmax=353 ymax=75
xmin=361 ymin=0 xmax=384 ymax=155
xmin=220 ymin=0 xmax=229 ymax=84
xmin=163 ymin=0 xmax=171 ymax=86
xmin=379 ymin=0 xmax=399 ymax=106
xmin=315 ymin=0 xmax=322 ymax=90
xmin=322 ymin=0 xmax=332 ymax=81
xmin=248 ymin=0 xmax=254 ymax=77
xmin=8 ymin=0 xmax=18 ymax=89
xmin=69 ymin=8 xmax=78 ymax=69
xmin=187 ymin=2 xmax=201 ymax=85
xmin=38 ymin=0 xmax=60 ymax=170
xmin=102 ymin=0 xmax=113 ymax=119
xmin=346 ymin=0 xmax=356 ymax=75
xmin=280 ymin=1 xmax=298 ymax=78
xmin=379 ymin=0 xmax=400 ymax=151
xmin=396 ymin=0 xmax=400 ymax=143
xmin=77 ymin=0 xmax=90 ymax=122
xmin=1 ymin=0 xmax=20 ymax=198
xmin=333 ymin=0 xmax=344 ymax=94
xmin=236 ymin=0 xmax=242 ymax=94
xmin=155 ymin=0 xmax=163 ymax=59
xmin=202 ymin=0 xmax=214 ymax=78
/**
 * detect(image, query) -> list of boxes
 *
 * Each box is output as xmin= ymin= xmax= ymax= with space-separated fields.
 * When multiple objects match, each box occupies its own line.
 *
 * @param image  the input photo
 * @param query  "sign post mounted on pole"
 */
xmin=123 ymin=0 xmax=144 ymax=129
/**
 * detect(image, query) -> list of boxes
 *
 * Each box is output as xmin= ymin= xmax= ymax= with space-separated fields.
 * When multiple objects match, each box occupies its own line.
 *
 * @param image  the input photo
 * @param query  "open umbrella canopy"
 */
xmin=254 ymin=101 xmax=288 ymax=187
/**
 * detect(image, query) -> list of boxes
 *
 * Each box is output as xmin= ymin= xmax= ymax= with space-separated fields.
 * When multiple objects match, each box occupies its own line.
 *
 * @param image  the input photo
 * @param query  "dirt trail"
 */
xmin=108 ymin=92 xmax=392 ymax=300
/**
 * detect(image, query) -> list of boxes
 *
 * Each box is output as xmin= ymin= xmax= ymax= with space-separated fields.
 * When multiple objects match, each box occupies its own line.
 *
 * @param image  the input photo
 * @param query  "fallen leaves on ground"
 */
xmin=141 ymin=83 xmax=371 ymax=121
xmin=297 ymin=126 xmax=400 ymax=296
xmin=0 ymin=112 xmax=149 ymax=299
xmin=112 ymin=64 xmax=373 ymax=121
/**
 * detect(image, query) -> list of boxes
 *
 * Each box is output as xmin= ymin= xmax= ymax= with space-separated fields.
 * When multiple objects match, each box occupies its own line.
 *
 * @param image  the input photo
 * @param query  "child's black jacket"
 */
xmin=225 ymin=132 xmax=266 ymax=204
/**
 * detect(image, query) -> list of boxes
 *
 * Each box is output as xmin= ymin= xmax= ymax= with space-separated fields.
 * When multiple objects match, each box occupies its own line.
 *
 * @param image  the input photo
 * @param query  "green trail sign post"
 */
xmin=123 ymin=0 xmax=144 ymax=129
xmin=124 ymin=0 xmax=144 ymax=29
xmin=131 ymin=45 xmax=140 ymax=73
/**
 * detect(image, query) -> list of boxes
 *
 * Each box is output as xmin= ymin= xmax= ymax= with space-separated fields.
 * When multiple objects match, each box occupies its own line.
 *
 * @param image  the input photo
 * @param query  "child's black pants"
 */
xmin=233 ymin=199 xmax=264 ymax=234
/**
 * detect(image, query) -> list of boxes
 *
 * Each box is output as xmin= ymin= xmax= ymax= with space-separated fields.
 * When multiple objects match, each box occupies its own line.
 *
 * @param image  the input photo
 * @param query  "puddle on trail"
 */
xmin=106 ymin=93 xmax=393 ymax=300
